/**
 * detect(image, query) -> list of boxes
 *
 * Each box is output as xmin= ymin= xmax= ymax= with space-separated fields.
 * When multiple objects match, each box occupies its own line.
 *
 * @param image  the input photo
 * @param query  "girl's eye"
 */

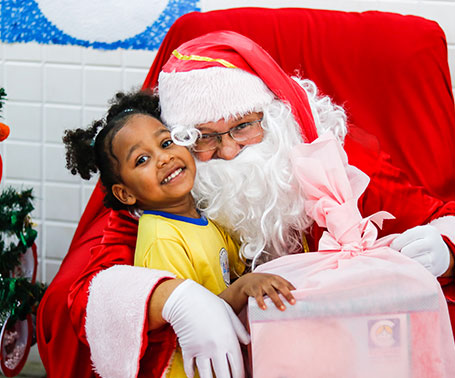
xmin=135 ymin=155 xmax=149 ymax=167
xmin=162 ymin=139 xmax=173 ymax=148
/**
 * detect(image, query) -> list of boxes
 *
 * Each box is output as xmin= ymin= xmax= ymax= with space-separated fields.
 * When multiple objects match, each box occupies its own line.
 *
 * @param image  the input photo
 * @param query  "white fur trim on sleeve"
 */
xmin=85 ymin=265 xmax=175 ymax=378
xmin=430 ymin=215 xmax=455 ymax=245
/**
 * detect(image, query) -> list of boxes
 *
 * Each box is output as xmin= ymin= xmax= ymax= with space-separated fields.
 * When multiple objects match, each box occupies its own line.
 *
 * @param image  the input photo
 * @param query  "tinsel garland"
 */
xmin=0 ymin=187 xmax=46 ymax=325
xmin=0 ymin=188 xmax=37 ymax=275
xmin=0 ymin=277 xmax=46 ymax=324
xmin=0 ymin=87 xmax=6 ymax=109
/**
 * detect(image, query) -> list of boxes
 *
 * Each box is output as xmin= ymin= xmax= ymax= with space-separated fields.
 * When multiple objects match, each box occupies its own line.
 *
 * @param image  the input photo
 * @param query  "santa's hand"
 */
xmin=390 ymin=225 xmax=450 ymax=277
xmin=162 ymin=279 xmax=250 ymax=378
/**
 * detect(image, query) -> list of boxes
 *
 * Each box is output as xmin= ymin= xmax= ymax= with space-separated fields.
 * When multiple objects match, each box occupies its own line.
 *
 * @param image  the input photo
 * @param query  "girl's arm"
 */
xmin=147 ymin=277 xmax=184 ymax=329
xmin=219 ymin=272 xmax=296 ymax=314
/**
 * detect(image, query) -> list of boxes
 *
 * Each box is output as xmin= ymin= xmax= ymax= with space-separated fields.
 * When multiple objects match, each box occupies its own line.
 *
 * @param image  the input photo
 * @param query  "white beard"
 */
xmin=191 ymin=79 xmax=348 ymax=264
xmin=192 ymin=100 xmax=314 ymax=263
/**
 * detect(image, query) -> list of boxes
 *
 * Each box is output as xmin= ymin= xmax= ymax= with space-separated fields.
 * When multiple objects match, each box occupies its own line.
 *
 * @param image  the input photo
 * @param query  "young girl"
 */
xmin=63 ymin=89 xmax=295 ymax=376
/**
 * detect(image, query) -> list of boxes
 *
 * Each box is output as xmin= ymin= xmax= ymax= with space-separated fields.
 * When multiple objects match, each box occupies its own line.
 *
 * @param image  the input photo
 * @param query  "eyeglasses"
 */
xmin=192 ymin=117 xmax=263 ymax=152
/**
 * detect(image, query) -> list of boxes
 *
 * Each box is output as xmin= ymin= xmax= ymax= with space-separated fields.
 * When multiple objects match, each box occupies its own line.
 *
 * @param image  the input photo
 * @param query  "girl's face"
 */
xmin=111 ymin=114 xmax=196 ymax=211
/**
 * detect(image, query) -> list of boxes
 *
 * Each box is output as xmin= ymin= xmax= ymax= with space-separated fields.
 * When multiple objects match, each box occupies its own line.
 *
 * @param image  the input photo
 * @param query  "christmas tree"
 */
xmin=0 ymin=88 xmax=47 ymax=376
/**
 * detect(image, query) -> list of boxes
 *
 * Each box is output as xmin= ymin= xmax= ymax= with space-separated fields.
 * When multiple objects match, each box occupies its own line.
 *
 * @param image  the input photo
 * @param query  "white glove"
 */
xmin=162 ymin=279 xmax=250 ymax=378
xmin=390 ymin=225 xmax=450 ymax=277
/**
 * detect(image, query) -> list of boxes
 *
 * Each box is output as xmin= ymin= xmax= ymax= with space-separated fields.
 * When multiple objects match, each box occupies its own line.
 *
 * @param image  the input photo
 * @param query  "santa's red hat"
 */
xmin=158 ymin=31 xmax=318 ymax=143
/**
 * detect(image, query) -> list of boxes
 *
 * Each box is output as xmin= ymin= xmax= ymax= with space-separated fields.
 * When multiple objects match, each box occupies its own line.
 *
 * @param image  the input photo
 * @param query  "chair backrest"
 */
xmin=143 ymin=7 xmax=455 ymax=201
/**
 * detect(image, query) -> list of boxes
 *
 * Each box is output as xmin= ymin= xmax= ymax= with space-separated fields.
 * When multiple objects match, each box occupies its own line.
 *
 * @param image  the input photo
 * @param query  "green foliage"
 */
xmin=0 ymin=187 xmax=46 ymax=324
xmin=0 ymin=188 xmax=37 ymax=276
xmin=0 ymin=277 xmax=47 ymax=324
xmin=0 ymin=87 xmax=6 ymax=114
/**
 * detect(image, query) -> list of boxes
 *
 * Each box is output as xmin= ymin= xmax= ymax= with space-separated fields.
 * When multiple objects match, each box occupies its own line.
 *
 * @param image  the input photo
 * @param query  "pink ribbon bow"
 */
xmin=292 ymin=132 xmax=396 ymax=254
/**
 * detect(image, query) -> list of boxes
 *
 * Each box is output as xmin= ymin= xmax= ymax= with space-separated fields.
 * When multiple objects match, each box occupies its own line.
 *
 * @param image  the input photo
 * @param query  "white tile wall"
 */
xmin=6 ymin=102 xmax=42 ymax=141
xmin=44 ymin=222 xmax=77 ymax=259
xmin=44 ymin=44 xmax=82 ymax=64
xmin=44 ymin=260 xmax=63 ymax=284
xmin=84 ymin=67 xmax=123 ymax=106
xmin=5 ymin=142 xmax=41 ymax=180
xmin=44 ymin=104 xmax=82 ymax=143
xmin=44 ymin=184 xmax=82 ymax=222
xmin=4 ymin=43 xmax=42 ymax=61
xmin=449 ymin=46 xmax=455 ymax=87
xmin=84 ymin=48 xmax=123 ymax=66
xmin=0 ymin=0 xmax=454 ymax=289
xmin=83 ymin=184 xmax=97 ymax=208
xmin=124 ymin=68 xmax=151 ymax=92
xmin=83 ymin=106 xmax=108 ymax=128
xmin=123 ymin=49 xmax=161 ymax=67
xmin=44 ymin=65 xmax=83 ymax=104
xmin=4 ymin=62 xmax=43 ymax=102
xmin=44 ymin=145 xmax=80 ymax=183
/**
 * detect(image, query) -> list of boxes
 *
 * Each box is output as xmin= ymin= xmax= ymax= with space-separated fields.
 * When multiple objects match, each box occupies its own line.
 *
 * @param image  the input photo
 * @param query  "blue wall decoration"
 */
xmin=0 ymin=0 xmax=200 ymax=50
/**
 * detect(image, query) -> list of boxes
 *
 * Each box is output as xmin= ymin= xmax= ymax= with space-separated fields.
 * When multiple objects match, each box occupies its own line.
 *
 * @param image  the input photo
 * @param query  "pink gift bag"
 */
xmin=248 ymin=133 xmax=455 ymax=378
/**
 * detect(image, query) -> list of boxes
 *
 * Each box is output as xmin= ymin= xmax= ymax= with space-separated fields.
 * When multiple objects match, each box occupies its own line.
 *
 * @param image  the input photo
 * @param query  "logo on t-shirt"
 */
xmin=219 ymin=248 xmax=230 ymax=286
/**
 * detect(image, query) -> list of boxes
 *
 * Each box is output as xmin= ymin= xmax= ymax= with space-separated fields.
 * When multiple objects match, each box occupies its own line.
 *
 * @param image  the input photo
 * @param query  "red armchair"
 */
xmin=37 ymin=8 xmax=455 ymax=377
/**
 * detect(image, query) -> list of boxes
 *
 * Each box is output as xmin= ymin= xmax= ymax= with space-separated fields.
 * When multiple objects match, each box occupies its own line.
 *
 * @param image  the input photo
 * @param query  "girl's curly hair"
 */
xmin=63 ymin=89 xmax=160 ymax=210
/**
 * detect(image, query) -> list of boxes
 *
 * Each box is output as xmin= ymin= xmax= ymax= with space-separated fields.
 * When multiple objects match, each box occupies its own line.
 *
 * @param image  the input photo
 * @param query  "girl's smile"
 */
xmin=111 ymin=114 xmax=197 ymax=216
xmin=161 ymin=167 xmax=185 ymax=185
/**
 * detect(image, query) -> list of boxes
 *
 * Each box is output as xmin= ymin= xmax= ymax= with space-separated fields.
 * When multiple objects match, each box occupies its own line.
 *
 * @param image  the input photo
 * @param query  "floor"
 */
xmin=15 ymin=360 xmax=46 ymax=378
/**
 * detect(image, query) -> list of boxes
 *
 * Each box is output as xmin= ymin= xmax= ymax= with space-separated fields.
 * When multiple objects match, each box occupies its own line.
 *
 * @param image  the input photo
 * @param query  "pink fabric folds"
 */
xmin=293 ymin=131 xmax=396 ymax=252
xmin=248 ymin=133 xmax=455 ymax=378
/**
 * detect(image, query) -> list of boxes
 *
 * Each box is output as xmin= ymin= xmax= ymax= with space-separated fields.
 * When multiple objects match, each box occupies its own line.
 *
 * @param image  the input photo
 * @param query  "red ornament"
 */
xmin=0 ymin=123 xmax=10 ymax=142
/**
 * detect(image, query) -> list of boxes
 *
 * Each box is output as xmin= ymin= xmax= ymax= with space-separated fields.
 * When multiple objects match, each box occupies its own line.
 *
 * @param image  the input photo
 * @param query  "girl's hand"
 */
xmin=238 ymin=272 xmax=296 ymax=311
xmin=220 ymin=272 xmax=296 ymax=313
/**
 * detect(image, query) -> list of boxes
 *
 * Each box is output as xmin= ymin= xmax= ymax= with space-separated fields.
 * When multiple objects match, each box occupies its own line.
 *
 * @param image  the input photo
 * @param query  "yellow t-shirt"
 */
xmin=134 ymin=210 xmax=244 ymax=377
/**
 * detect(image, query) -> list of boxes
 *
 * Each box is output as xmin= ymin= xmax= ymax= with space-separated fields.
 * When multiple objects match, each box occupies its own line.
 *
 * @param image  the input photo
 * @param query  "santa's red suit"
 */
xmin=37 ymin=8 xmax=455 ymax=378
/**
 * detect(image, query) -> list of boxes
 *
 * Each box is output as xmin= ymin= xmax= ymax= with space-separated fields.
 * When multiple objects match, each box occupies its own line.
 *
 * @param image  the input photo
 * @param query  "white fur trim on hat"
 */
xmin=158 ymin=67 xmax=275 ymax=128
